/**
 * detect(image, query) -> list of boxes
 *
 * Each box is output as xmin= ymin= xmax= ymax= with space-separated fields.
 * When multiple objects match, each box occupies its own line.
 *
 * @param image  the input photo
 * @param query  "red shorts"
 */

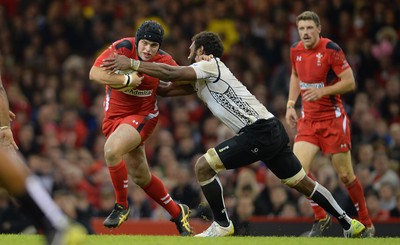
xmin=102 ymin=115 xmax=158 ymax=145
xmin=295 ymin=114 xmax=351 ymax=154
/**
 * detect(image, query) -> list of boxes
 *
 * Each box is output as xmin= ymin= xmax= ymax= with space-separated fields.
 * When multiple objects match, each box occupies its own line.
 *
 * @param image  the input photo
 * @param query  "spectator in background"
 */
xmin=379 ymin=75 xmax=400 ymax=124
xmin=285 ymin=11 xmax=374 ymax=237
xmin=355 ymin=164 xmax=373 ymax=192
xmin=378 ymin=182 xmax=397 ymax=211
xmin=231 ymin=196 xmax=254 ymax=236
xmin=0 ymin=188 xmax=31 ymax=234
xmin=388 ymin=123 xmax=400 ymax=162
xmin=171 ymin=166 xmax=201 ymax=210
xmin=354 ymin=143 xmax=375 ymax=171
xmin=389 ymin=192 xmax=400 ymax=217
xmin=370 ymin=153 xmax=400 ymax=192
xmin=269 ymin=186 xmax=291 ymax=216
xmin=128 ymin=185 xmax=152 ymax=219
xmin=365 ymin=190 xmax=390 ymax=221
xmin=253 ymin=169 xmax=281 ymax=216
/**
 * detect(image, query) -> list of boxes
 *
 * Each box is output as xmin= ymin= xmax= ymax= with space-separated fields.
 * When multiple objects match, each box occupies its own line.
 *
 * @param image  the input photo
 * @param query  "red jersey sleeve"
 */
xmin=329 ymin=47 xmax=351 ymax=76
xmin=93 ymin=38 xmax=136 ymax=67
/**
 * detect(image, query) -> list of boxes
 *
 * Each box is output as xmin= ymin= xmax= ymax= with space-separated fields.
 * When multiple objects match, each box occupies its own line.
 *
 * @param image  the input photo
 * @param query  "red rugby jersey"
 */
xmin=290 ymin=37 xmax=351 ymax=120
xmin=94 ymin=37 xmax=177 ymax=119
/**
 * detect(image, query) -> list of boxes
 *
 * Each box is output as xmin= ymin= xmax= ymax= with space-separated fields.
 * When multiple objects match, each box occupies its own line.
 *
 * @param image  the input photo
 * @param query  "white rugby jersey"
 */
xmin=190 ymin=58 xmax=274 ymax=133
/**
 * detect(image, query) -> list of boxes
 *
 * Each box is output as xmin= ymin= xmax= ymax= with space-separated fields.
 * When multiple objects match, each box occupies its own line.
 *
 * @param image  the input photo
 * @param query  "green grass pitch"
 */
xmin=0 ymin=235 xmax=399 ymax=245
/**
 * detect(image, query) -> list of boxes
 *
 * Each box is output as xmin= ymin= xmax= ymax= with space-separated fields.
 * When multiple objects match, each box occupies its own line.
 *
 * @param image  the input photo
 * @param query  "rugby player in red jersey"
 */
xmin=285 ymin=11 xmax=374 ymax=237
xmin=89 ymin=20 xmax=193 ymax=235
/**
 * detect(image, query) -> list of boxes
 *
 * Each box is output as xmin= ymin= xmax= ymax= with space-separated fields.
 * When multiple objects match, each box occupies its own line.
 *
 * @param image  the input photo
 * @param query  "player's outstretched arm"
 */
xmin=102 ymin=54 xmax=197 ymax=81
xmin=157 ymin=81 xmax=196 ymax=97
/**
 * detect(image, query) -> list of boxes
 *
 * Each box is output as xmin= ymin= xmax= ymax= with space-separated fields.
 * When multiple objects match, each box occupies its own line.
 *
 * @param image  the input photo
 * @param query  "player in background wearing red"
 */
xmin=285 ymin=11 xmax=374 ymax=237
xmin=89 ymin=20 xmax=193 ymax=235
xmin=0 ymin=70 xmax=86 ymax=245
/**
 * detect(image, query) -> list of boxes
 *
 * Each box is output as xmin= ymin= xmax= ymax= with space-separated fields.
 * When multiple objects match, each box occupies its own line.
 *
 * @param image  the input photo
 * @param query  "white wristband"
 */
xmin=123 ymin=74 xmax=132 ymax=87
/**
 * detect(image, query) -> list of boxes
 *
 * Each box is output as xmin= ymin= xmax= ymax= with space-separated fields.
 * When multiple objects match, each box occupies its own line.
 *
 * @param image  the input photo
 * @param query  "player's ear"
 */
xmin=197 ymin=46 xmax=204 ymax=56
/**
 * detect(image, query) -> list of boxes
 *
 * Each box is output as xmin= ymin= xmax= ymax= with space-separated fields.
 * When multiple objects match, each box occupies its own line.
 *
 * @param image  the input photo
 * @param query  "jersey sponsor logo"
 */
xmin=218 ymin=145 xmax=230 ymax=152
xmin=122 ymin=89 xmax=153 ymax=97
xmin=296 ymin=56 xmax=302 ymax=61
xmin=299 ymin=81 xmax=324 ymax=89
xmin=316 ymin=52 xmax=323 ymax=66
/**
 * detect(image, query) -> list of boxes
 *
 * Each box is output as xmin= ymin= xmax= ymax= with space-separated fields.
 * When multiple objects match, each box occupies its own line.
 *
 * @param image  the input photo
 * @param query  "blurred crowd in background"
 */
xmin=0 ymin=0 xmax=399 ymax=235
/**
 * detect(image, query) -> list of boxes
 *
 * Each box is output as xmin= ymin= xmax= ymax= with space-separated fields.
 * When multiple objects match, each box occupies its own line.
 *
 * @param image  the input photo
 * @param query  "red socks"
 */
xmin=108 ymin=164 xmax=180 ymax=218
xmin=108 ymin=161 xmax=129 ymax=209
xmin=143 ymin=174 xmax=180 ymax=219
xmin=346 ymin=178 xmax=373 ymax=227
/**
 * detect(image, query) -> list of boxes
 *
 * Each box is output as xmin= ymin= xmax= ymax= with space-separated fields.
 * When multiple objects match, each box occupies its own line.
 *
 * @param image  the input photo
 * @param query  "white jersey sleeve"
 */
xmin=190 ymin=58 xmax=274 ymax=133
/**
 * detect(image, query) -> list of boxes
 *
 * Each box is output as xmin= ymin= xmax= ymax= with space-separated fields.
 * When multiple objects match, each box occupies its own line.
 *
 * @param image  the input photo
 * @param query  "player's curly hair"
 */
xmin=192 ymin=31 xmax=224 ymax=58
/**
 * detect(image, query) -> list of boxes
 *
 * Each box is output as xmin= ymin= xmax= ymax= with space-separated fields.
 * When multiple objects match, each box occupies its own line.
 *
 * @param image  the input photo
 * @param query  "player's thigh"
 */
xmin=215 ymin=134 xmax=259 ymax=170
xmin=264 ymin=145 xmax=304 ymax=180
xmin=331 ymin=151 xmax=356 ymax=183
xmin=106 ymin=123 xmax=141 ymax=155
xmin=293 ymin=141 xmax=320 ymax=172
xmin=216 ymin=118 xmax=288 ymax=170
xmin=105 ymin=115 xmax=157 ymax=155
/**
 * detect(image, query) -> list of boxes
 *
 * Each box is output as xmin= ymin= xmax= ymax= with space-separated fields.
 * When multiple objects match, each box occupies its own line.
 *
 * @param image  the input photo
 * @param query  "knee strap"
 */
xmin=281 ymin=168 xmax=306 ymax=187
xmin=204 ymin=148 xmax=225 ymax=173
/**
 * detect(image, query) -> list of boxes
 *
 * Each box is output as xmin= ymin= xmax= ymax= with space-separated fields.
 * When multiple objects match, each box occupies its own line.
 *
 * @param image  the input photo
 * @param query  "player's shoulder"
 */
xmin=321 ymin=37 xmax=342 ymax=52
xmin=153 ymin=49 xmax=177 ymax=66
xmin=192 ymin=58 xmax=220 ymax=75
xmin=113 ymin=37 xmax=135 ymax=51
xmin=290 ymin=41 xmax=302 ymax=50
xmin=290 ymin=41 xmax=307 ymax=56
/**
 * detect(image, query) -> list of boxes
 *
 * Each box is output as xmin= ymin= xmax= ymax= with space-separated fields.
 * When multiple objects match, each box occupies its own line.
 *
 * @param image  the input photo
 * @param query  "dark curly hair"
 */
xmin=192 ymin=31 xmax=224 ymax=58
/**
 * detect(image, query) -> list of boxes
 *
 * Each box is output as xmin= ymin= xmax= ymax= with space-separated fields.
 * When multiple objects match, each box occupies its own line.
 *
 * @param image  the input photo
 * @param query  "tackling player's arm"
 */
xmin=157 ymin=81 xmax=196 ymax=97
xmin=101 ymin=54 xmax=198 ymax=81
xmin=135 ymin=61 xmax=197 ymax=81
